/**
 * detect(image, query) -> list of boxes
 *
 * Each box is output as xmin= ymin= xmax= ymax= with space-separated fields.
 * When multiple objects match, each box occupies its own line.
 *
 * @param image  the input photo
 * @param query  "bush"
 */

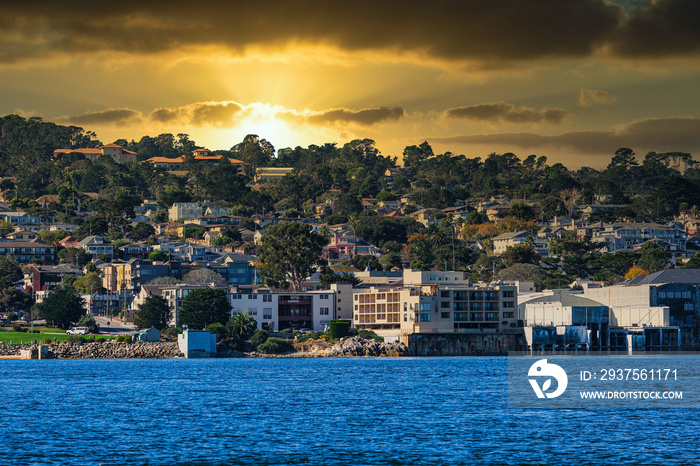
xmin=44 ymin=338 xmax=52 ymax=345
xmin=257 ymin=337 xmax=293 ymax=354
xmin=222 ymin=336 xmax=246 ymax=352
xmin=206 ymin=322 xmax=227 ymax=339
xmin=162 ymin=327 xmax=179 ymax=340
xmin=358 ymin=329 xmax=383 ymax=341
xmin=346 ymin=327 xmax=359 ymax=337
xmin=281 ymin=328 xmax=294 ymax=333
xmin=76 ymin=314 xmax=100 ymax=334
xmin=250 ymin=329 xmax=269 ymax=347
xmin=12 ymin=323 xmax=27 ymax=333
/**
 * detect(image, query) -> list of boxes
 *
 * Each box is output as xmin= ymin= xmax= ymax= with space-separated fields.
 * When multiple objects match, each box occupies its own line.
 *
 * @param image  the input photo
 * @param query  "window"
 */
xmin=263 ymin=295 xmax=272 ymax=302
xmin=684 ymin=303 xmax=694 ymax=311
xmin=419 ymin=313 xmax=431 ymax=322
xmin=441 ymin=301 xmax=450 ymax=309
xmin=675 ymin=292 xmax=681 ymax=299
xmin=263 ymin=308 xmax=272 ymax=319
xmin=320 ymin=307 xmax=330 ymax=315
xmin=683 ymin=291 xmax=692 ymax=299
xmin=248 ymin=308 xmax=257 ymax=315
xmin=485 ymin=312 xmax=495 ymax=321
xmin=502 ymin=312 xmax=513 ymax=318
xmin=659 ymin=292 xmax=666 ymax=298
xmin=440 ymin=291 xmax=450 ymax=298
xmin=419 ymin=302 xmax=431 ymax=312
xmin=320 ymin=294 xmax=329 ymax=299
xmin=503 ymin=301 xmax=514 ymax=308
xmin=441 ymin=312 xmax=450 ymax=319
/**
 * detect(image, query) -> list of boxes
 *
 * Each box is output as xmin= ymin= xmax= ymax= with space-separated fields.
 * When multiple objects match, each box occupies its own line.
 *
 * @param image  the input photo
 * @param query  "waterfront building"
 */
xmin=229 ymin=290 xmax=336 ymax=331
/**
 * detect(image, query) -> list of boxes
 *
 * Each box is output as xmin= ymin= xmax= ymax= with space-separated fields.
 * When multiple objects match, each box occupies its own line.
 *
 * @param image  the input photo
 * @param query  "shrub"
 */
xmin=12 ymin=323 xmax=26 ymax=333
xmin=257 ymin=337 xmax=293 ymax=354
xmin=281 ymin=328 xmax=294 ymax=333
xmin=116 ymin=335 xmax=124 ymax=342
xmin=76 ymin=314 xmax=100 ymax=334
xmin=250 ymin=329 xmax=269 ymax=347
xmin=206 ymin=322 xmax=227 ymax=339
xmin=358 ymin=330 xmax=383 ymax=341
xmin=43 ymin=338 xmax=51 ymax=345
xmin=346 ymin=327 xmax=359 ymax=337
xmin=222 ymin=336 xmax=246 ymax=352
xmin=162 ymin=327 xmax=179 ymax=340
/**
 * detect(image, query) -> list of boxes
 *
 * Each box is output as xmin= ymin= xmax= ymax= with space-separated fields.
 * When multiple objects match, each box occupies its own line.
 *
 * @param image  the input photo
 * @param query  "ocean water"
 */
xmin=0 ymin=357 xmax=697 ymax=465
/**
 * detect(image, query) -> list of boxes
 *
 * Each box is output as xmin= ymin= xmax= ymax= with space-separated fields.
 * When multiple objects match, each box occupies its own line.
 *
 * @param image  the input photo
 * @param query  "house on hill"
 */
xmin=53 ymin=144 xmax=137 ymax=164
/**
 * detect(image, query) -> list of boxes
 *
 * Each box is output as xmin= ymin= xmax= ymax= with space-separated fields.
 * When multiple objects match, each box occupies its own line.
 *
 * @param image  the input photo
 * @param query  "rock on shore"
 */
xmin=291 ymin=336 xmax=408 ymax=357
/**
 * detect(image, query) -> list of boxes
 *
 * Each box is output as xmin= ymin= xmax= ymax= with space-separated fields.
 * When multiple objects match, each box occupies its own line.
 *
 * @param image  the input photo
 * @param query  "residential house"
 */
xmin=79 ymin=236 xmax=114 ymax=259
xmin=408 ymin=208 xmax=442 ymax=227
xmin=5 ymin=230 xmax=39 ymax=242
xmin=53 ymin=143 xmax=137 ymax=164
xmin=254 ymin=167 xmax=295 ymax=183
xmin=0 ymin=211 xmax=40 ymax=226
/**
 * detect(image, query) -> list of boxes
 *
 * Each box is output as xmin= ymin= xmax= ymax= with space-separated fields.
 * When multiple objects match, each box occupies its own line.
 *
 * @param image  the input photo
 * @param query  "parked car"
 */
xmin=66 ymin=327 xmax=88 ymax=335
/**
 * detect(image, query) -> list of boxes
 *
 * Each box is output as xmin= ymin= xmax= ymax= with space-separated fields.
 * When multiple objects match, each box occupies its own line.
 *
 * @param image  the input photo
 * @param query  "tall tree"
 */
xmin=134 ymin=295 xmax=171 ymax=330
xmin=178 ymin=288 xmax=231 ymax=330
xmin=259 ymin=221 xmax=329 ymax=291
xmin=34 ymin=285 xmax=86 ymax=328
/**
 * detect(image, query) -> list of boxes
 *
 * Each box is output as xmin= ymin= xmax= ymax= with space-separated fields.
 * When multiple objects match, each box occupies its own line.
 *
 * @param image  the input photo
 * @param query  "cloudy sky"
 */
xmin=2 ymin=0 xmax=699 ymax=168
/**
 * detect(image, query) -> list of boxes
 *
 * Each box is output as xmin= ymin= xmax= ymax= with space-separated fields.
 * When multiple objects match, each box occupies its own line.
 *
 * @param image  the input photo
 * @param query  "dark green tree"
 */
xmin=134 ymin=295 xmax=171 ymax=330
xmin=637 ymin=242 xmax=670 ymax=273
xmin=259 ymin=221 xmax=329 ymax=291
xmin=34 ymin=285 xmax=86 ymax=328
xmin=178 ymin=288 xmax=231 ymax=330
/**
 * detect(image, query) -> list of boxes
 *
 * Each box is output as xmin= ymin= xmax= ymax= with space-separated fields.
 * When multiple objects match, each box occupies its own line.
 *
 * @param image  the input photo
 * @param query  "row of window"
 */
xmin=658 ymin=291 xmax=693 ymax=299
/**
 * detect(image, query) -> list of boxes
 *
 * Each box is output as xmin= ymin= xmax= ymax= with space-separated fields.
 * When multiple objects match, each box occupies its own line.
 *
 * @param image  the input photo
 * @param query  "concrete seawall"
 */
xmin=0 ymin=341 xmax=182 ymax=359
xmin=408 ymin=332 xmax=525 ymax=356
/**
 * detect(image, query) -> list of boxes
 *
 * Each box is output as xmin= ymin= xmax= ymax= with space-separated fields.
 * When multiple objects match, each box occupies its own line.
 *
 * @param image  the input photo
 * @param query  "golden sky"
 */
xmin=2 ymin=0 xmax=700 ymax=168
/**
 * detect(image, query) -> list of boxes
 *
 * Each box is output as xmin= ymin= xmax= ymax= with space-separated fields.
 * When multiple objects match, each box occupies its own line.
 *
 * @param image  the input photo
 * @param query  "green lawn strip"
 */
xmin=0 ymin=332 xmax=110 ymax=344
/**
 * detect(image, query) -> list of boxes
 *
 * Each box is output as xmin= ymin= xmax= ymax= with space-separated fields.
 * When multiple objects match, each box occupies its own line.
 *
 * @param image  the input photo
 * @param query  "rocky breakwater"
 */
xmin=49 ymin=341 xmax=182 ymax=359
xmin=323 ymin=336 xmax=408 ymax=357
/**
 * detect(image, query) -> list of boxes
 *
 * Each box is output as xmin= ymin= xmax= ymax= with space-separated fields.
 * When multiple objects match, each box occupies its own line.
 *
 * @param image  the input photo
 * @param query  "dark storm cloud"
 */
xmin=2 ymin=1 xmax=694 ymax=65
xmin=306 ymin=107 xmax=404 ymax=125
xmin=57 ymin=108 xmax=141 ymax=125
xmin=430 ymin=117 xmax=700 ymax=157
xmin=611 ymin=0 xmax=700 ymax=57
xmin=446 ymin=103 xmax=569 ymax=124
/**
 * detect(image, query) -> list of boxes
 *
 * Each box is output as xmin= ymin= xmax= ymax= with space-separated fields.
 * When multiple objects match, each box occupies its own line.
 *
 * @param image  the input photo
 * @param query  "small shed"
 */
xmin=137 ymin=327 xmax=161 ymax=342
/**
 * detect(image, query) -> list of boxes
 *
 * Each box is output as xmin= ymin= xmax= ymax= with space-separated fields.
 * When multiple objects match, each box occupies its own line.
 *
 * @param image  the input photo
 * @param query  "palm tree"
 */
xmin=227 ymin=312 xmax=257 ymax=340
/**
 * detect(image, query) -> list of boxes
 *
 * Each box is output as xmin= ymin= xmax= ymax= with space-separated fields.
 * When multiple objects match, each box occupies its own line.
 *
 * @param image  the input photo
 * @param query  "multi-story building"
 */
xmin=0 ymin=240 xmax=55 ymax=263
xmin=25 ymin=264 xmax=81 ymax=293
xmin=582 ymin=269 xmax=700 ymax=349
xmin=352 ymin=270 xmax=518 ymax=341
xmin=229 ymin=290 xmax=336 ymax=331
xmin=591 ymin=222 xmax=687 ymax=252
xmin=168 ymin=202 xmax=202 ymax=222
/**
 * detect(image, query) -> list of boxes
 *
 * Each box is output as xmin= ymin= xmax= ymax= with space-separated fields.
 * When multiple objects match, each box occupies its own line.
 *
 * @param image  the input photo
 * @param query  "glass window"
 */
xmin=419 ymin=302 xmax=431 ymax=311
xmin=419 ymin=313 xmax=431 ymax=322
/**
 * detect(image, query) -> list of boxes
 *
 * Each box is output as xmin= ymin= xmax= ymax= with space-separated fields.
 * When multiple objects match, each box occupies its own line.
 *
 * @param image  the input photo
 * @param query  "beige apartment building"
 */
xmin=353 ymin=273 xmax=518 ymax=341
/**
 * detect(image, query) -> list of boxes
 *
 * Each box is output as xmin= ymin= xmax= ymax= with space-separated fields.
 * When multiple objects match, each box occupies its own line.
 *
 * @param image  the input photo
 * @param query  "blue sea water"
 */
xmin=0 ymin=357 xmax=698 ymax=465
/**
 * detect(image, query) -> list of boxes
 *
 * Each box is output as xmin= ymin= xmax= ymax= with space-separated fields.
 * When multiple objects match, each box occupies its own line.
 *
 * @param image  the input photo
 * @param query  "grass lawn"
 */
xmin=0 ymin=331 xmax=110 ymax=344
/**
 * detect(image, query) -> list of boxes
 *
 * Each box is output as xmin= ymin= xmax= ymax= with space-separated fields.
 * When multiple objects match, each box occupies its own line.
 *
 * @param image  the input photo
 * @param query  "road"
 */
xmin=94 ymin=316 xmax=137 ymax=335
